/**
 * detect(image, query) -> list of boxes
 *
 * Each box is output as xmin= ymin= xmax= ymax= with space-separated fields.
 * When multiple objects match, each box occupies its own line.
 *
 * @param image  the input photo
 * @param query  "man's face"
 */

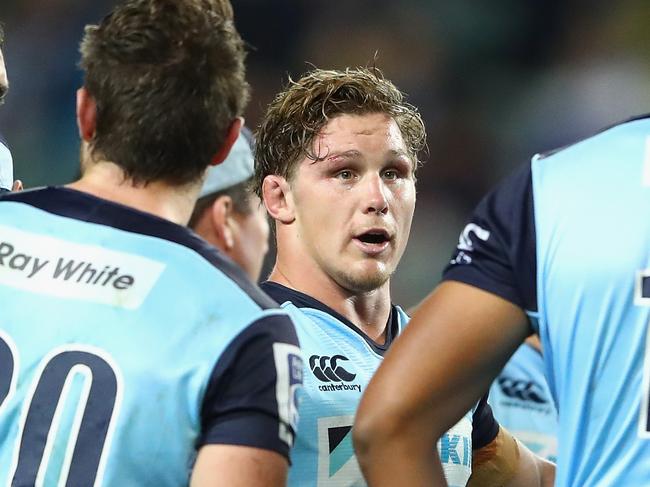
xmin=0 ymin=47 xmax=8 ymax=104
xmin=288 ymin=112 xmax=416 ymax=293
xmin=231 ymin=195 xmax=270 ymax=282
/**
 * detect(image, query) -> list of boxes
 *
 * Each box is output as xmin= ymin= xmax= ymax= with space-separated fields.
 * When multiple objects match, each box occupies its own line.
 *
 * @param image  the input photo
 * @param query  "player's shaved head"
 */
xmin=253 ymin=67 xmax=426 ymax=197
xmin=79 ymin=0 xmax=249 ymax=185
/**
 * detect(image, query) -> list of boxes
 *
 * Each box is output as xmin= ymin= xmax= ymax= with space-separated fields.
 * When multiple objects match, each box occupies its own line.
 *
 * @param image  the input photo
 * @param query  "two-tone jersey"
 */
xmin=444 ymin=115 xmax=650 ymax=486
xmin=261 ymin=282 xmax=498 ymax=487
xmin=0 ymin=188 xmax=302 ymax=486
xmin=0 ymin=132 xmax=13 ymax=191
xmin=489 ymin=343 xmax=557 ymax=462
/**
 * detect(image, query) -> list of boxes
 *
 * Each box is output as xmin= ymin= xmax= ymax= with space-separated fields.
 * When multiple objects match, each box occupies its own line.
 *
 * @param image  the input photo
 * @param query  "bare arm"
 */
xmin=191 ymin=444 xmax=288 ymax=487
xmin=353 ymin=281 xmax=530 ymax=486
xmin=468 ymin=427 xmax=555 ymax=487
xmin=503 ymin=443 xmax=555 ymax=487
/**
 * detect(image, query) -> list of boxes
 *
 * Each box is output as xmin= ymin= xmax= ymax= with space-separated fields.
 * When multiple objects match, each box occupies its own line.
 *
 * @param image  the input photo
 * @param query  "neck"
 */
xmin=68 ymin=160 xmax=201 ymax=226
xmin=269 ymin=247 xmax=392 ymax=345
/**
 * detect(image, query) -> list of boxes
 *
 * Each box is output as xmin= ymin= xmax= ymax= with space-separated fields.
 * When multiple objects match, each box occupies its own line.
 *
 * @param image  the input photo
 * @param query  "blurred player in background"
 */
xmin=190 ymin=127 xmax=269 ymax=282
xmin=0 ymin=23 xmax=21 ymax=192
xmin=489 ymin=335 xmax=557 ymax=462
xmin=0 ymin=1 xmax=301 ymax=486
xmin=355 ymin=115 xmax=650 ymax=486
xmin=253 ymin=67 xmax=550 ymax=487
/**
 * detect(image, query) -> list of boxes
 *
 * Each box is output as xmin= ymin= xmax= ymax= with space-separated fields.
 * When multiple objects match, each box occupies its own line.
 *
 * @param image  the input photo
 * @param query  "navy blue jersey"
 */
xmin=0 ymin=188 xmax=303 ymax=486
xmin=444 ymin=115 xmax=650 ymax=486
xmin=262 ymin=282 xmax=498 ymax=487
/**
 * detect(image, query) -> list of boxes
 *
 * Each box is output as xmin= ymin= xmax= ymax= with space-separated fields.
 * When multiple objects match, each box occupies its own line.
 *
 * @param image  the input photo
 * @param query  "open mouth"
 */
xmin=353 ymin=230 xmax=391 ymax=256
xmin=355 ymin=230 xmax=391 ymax=245
xmin=354 ymin=228 xmax=392 ymax=247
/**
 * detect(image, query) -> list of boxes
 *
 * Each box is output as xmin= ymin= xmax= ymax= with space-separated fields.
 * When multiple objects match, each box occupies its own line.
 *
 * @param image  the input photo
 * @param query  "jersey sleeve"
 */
xmin=443 ymin=163 xmax=537 ymax=312
xmin=471 ymin=394 xmax=500 ymax=449
xmin=198 ymin=313 xmax=303 ymax=461
xmin=0 ymin=135 xmax=14 ymax=191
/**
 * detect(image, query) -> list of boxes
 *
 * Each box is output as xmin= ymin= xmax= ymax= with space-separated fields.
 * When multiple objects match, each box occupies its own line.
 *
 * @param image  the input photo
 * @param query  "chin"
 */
xmin=335 ymin=266 xmax=391 ymax=294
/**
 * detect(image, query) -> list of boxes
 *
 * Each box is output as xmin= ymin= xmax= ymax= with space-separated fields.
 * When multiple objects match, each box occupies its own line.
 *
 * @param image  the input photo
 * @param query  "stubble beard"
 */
xmin=331 ymin=261 xmax=392 ymax=295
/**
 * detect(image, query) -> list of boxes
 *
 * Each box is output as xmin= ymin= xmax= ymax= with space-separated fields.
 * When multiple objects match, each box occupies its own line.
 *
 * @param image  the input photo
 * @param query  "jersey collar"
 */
xmin=260 ymin=281 xmax=401 ymax=356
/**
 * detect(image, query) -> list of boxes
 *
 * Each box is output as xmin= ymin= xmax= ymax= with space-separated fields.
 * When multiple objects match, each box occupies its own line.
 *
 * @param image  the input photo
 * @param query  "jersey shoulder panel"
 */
xmin=199 ymin=311 xmax=303 ymax=459
xmin=443 ymin=163 xmax=537 ymax=313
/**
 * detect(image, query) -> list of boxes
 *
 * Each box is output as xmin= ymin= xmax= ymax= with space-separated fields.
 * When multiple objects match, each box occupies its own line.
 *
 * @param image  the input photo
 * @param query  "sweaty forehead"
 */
xmin=314 ymin=113 xmax=407 ymax=154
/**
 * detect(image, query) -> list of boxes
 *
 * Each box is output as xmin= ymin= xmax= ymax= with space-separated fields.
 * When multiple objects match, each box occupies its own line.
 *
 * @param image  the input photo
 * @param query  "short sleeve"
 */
xmin=471 ymin=394 xmax=499 ymax=450
xmin=198 ymin=313 xmax=303 ymax=460
xmin=443 ymin=163 xmax=537 ymax=313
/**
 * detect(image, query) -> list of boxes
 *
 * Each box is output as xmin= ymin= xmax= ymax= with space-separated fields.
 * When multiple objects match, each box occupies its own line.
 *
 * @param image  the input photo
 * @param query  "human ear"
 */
xmin=210 ymin=196 xmax=235 ymax=250
xmin=76 ymin=87 xmax=97 ymax=142
xmin=262 ymin=175 xmax=295 ymax=225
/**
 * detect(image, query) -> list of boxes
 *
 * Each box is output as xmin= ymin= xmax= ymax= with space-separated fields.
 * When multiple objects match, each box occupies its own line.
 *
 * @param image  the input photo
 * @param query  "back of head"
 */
xmin=253 ymin=67 xmax=426 ymax=197
xmin=80 ymin=0 xmax=249 ymax=186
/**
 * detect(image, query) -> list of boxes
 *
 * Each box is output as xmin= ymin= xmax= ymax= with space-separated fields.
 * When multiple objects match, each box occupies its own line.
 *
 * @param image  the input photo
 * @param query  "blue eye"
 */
xmin=337 ymin=170 xmax=354 ymax=180
xmin=383 ymin=170 xmax=398 ymax=180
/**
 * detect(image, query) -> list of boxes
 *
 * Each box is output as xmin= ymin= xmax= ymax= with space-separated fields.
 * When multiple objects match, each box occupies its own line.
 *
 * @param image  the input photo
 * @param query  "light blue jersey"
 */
xmin=489 ymin=342 xmax=557 ymax=462
xmin=262 ymin=282 xmax=499 ymax=487
xmin=445 ymin=115 xmax=650 ymax=486
xmin=0 ymin=132 xmax=13 ymax=191
xmin=0 ymin=188 xmax=302 ymax=486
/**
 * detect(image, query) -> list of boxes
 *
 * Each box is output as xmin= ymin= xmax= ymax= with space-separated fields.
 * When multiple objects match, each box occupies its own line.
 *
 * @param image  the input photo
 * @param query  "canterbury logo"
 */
xmin=309 ymin=355 xmax=356 ymax=383
xmin=450 ymin=223 xmax=490 ymax=265
xmin=497 ymin=377 xmax=548 ymax=404
xmin=457 ymin=223 xmax=490 ymax=252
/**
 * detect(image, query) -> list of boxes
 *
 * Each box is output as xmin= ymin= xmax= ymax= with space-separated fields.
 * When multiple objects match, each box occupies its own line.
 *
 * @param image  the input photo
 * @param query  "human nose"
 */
xmin=362 ymin=174 xmax=388 ymax=215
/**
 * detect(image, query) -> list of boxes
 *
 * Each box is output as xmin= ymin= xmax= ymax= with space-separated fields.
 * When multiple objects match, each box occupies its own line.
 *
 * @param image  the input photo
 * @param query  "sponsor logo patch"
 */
xmin=309 ymin=355 xmax=361 ymax=393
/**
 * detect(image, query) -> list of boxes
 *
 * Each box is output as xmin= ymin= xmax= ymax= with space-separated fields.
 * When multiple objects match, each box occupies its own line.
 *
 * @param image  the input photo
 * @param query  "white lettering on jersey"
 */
xmin=457 ymin=223 xmax=491 ymax=252
xmin=273 ymin=343 xmax=303 ymax=447
xmin=438 ymin=413 xmax=473 ymax=487
xmin=0 ymin=225 xmax=165 ymax=309
xmin=451 ymin=223 xmax=491 ymax=265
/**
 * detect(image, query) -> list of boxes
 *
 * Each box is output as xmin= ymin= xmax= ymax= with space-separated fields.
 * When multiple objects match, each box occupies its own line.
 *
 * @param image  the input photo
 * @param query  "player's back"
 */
xmin=0 ymin=187 xmax=300 ymax=486
xmin=533 ymin=115 xmax=650 ymax=485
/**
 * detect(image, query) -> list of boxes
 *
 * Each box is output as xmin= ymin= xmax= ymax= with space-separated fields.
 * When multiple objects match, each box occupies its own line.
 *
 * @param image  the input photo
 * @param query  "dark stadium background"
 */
xmin=2 ymin=0 xmax=649 ymax=306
